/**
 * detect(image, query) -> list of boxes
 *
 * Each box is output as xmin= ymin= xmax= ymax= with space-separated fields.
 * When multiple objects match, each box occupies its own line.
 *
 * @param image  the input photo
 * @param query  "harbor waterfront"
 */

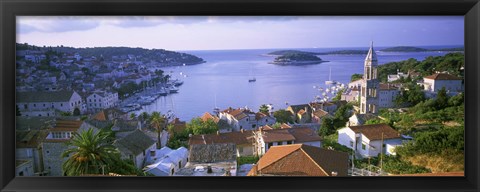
xmin=133 ymin=47 xmax=455 ymax=121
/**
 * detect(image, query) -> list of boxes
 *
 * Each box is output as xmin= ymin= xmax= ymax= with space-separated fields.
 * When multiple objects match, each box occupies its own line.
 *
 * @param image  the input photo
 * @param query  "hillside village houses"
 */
xmin=113 ymin=129 xmax=157 ymax=169
xmin=420 ymin=73 xmax=463 ymax=93
xmin=16 ymin=90 xmax=85 ymax=117
xmin=143 ymin=146 xmax=189 ymax=176
xmin=248 ymin=144 xmax=349 ymax=176
xmin=174 ymin=143 xmax=237 ymax=176
xmin=337 ymin=124 xmax=404 ymax=158
xmin=42 ymin=120 xmax=99 ymax=176
xmin=218 ymin=107 xmax=276 ymax=131
xmin=86 ymin=90 xmax=119 ymax=112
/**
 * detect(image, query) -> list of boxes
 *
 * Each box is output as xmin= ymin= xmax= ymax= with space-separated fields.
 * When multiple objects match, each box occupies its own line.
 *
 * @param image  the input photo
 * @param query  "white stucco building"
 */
xmin=219 ymin=108 xmax=276 ymax=131
xmin=337 ymin=124 xmax=403 ymax=158
xmin=256 ymin=127 xmax=322 ymax=155
xmin=143 ymin=147 xmax=189 ymax=176
xmin=86 ymin=91 xmax=119 ymax=112
xmin=378 ymin=83 xmax=400 ymax=108
xmin=422 ymin=73 xmax=462 ymax=92
xmin=17 ymin=90 xmax=84 ymax=117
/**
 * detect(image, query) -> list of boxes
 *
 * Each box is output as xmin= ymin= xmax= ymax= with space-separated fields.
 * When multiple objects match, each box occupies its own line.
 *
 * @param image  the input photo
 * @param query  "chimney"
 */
xmin=331 ymin=171 xmax=338 ymax=176
xmin=241 ymin=129 xmax=244 ymax=133
xmin=207 ymin=166 xmax=213 ymax=174
xmin=216 ymin=131 xmax=219 ymax=135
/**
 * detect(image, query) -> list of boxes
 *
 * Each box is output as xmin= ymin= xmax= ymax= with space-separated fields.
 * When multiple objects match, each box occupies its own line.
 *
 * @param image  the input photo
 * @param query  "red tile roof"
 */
xmin=262 ymin=127 xmax=321 ymax=143
xmin=189 ymin=130 xmax=254 ymax=146
xmin=200 ymin=112 xmax=220 ymax=123
xmin=261 ymin=129 xmax=296 ymax=143
xmin=379 ymin=83 xmax=398 ymax=90
xmin=255 ymin=112 xmax=269 ymax=121
xmin=248 ymin=144 xmax=349 ymax=176
xmin=49 ymin=120 xmax=83 ymax=132
xmin=424 ymin=73 xmax=462 ymax=80
xmin=349 ymin=124 xmax=401 ymax=141
xmin=313 ymin=109 xmax=330 ymax=118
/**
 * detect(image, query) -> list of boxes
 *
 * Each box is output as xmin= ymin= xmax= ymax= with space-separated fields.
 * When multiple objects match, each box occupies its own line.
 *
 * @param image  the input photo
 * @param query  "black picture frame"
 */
xmin=1 ymin=0 xmax=479 ymax=192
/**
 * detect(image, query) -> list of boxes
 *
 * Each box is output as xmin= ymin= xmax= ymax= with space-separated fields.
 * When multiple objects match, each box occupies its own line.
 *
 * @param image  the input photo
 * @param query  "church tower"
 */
xmin=360 ymin=42 xmax=379 ymax=114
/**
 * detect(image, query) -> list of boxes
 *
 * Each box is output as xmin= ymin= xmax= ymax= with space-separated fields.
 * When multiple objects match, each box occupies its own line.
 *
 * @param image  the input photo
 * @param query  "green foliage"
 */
xmin=394 ymin=83 xmax=425 ymax=107
xmin=274 ymin=53 xmax=323 ymax=62
xmin=350 ymin=73 xmax=363 ymax=82
xmin=273 ymin=109 xmax=294 ymax=124
xmin=332 ymin=104 xmax=353 ymax=128
xmin=130 ymin=113 xmax=137 ymax=119
xmin=62 ymin=128 xmax=120 ymax=176
xmin=435 ymin=87 xmax=449 ymax=110
xmin=259 ymin=104 xmax=270 ymax=114
xmin=237 ymin=156 xmax=260 ymax=165
xmin=114 ymin=82 xmax=142 ymax=99
xmin=377 ymin=53 xmax=464 ymax=83
xmin=186 ymin=118 xmax=218 ymax=135
xmin=60 ymin=111 xmax=72 ymax=116
xmin=319 ymin=118 xmax=335 ymax=136
xmin=396 ymin=126 xmax=464 ymax=156
xmin=321 ymin=133 xmax=353 ymax=153
xmin=109 ymin=159 xmax=146 ymax=176
xmin=332 ymin=89 xmax=345 ymax=102
xmin=354 ymin=156 xmax=430 ymax=174
xmin=381 ymin=155 xmax=431 ymax=174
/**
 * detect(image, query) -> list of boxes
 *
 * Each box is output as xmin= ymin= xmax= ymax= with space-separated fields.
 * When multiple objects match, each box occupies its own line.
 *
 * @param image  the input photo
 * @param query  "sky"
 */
xmin=16 ymin=16 xmax=464 ymax=51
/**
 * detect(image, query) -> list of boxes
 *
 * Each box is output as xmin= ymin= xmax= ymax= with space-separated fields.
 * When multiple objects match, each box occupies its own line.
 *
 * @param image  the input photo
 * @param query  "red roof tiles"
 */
xmin=248 ymin=144 xmax=349 ymax=176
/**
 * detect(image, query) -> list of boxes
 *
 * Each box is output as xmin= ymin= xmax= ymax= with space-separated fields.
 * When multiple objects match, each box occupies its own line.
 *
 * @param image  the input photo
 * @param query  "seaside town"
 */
xmin=15 ymin=42 xmax=465 ymax=177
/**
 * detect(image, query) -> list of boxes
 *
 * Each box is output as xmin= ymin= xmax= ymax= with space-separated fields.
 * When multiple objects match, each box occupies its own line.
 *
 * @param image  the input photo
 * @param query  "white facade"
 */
xmin=423 ymin=78 xmax=462 ymax=92
xmin=219 ymin=109 xmax=275 ymax=131
xmin=86 ymin=91 xmax=119 ymax=111
xmin=144 ymin=147 xmax=189 ymax=176
xmin=378 ymin=89 xmax=400 ymax=108
xmin=17 ymin=91 xmax=83 ymax=117
xmin=337 ymin=127 xmax=402 ymax=158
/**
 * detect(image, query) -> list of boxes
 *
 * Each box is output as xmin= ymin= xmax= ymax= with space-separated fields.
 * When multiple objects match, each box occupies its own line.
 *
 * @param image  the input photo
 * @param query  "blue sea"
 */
xmin=135 ymin=46 xmax=459 ymax=121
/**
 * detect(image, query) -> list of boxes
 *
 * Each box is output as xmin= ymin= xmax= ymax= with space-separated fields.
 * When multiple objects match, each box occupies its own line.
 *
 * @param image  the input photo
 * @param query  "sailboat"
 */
xmin=325 ymin=67 xmax=338 ymax=85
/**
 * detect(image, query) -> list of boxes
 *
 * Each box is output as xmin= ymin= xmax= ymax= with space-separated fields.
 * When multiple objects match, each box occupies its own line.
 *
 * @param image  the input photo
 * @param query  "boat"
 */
xmin=157 ymin=88 xmax=168 ymax=96
xmin=325 ymin=67 xmax=338 ymax=85
xmin=248 ymin=65 xmax=256 ymax=82
xmin=167 ymin=86 xmax=179 ymax=93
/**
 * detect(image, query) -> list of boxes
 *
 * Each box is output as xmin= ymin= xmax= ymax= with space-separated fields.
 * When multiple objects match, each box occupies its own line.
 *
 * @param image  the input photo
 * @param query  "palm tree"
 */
xmin=150 ymin=111 xmax=166 ymax=149
xmin=61 ymin=128 xmax=119 ymax=176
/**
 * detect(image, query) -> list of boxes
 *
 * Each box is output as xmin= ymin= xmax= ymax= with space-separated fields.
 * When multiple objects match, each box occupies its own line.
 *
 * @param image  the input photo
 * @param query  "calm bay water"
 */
xmin=136 ymin=47 xmax=456 ymax=121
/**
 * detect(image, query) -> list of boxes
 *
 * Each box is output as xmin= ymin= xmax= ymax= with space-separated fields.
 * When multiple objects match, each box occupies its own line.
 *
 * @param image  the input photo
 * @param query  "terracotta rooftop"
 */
xmin=261 ymin=129 xmax=296 ymax=143
xmin=200 ymin=112 xmax=220 ymax=123
xmin=287 ymin=128 xmax=322 ymax=143
xmin=262 ymin=127 xmax=321 ymax=143
xmin=313 ymin=109 xmax=330 ymax=118
xmin=255 ymin=112 xmax=269 ymax=120
xmin=248 ymin=144 xmax=349 ymax=176
xmin=424 ymin=73 xmax=462 ymax=80
xmin=50 ymin=120 xmax=83 ymax=132
xmin=349 ymin=124 xmax=401 ymax=141
xmin=379 ymin=83 xmax=398 ymax=90
xmin=189 ymin=130 xmax=254 ymax=146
